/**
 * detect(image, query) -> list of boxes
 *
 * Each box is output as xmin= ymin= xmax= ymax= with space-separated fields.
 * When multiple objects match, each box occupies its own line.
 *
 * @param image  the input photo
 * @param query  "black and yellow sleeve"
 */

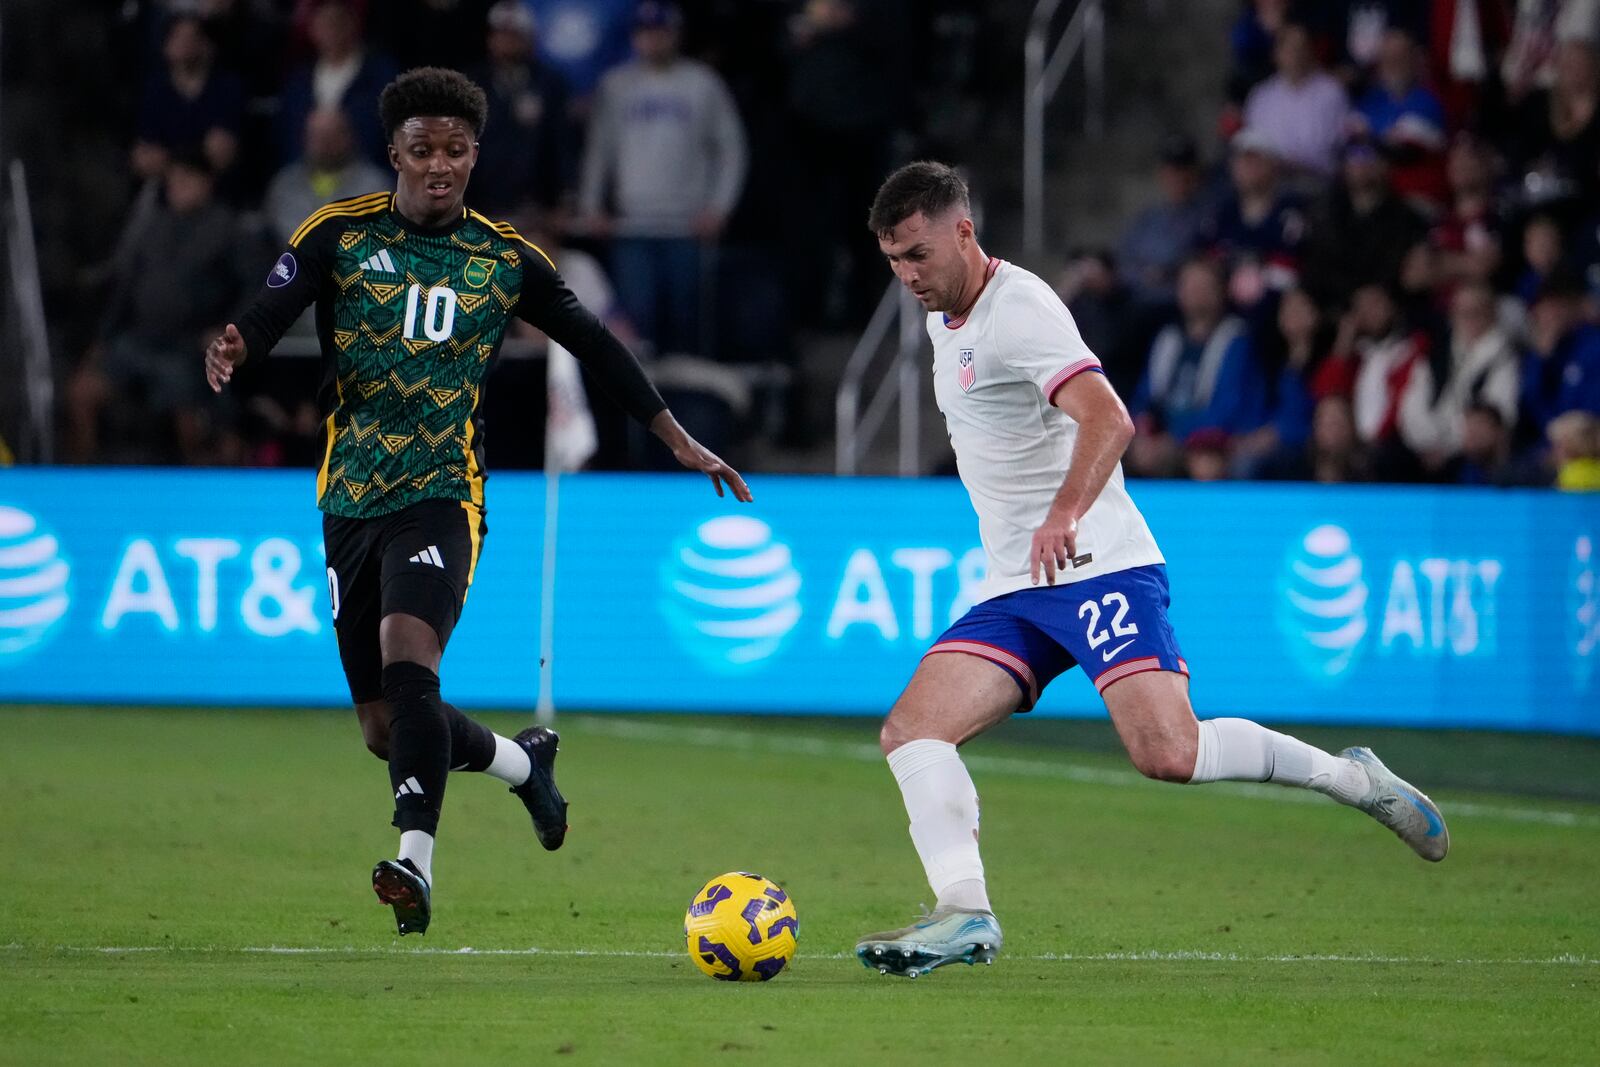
xmin=234 ymin=192 xmax=389 ymax=364
xmin=506 ymin=228 xmax=667 ymax=427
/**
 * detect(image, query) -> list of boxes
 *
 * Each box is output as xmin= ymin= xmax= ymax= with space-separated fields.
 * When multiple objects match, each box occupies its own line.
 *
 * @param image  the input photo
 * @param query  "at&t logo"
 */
xmin=0 ymin=505 xmax=71 ymax=656
xmin=1280 ymin=524 xmax=1368 ymax=679
xmin=662 ymin=517 xmax=802 ymax=670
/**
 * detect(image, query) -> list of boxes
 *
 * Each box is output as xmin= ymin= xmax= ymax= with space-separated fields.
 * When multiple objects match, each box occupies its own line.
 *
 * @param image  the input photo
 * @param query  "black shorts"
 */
xmin=322 ymin=498 xmax=487 ymax=703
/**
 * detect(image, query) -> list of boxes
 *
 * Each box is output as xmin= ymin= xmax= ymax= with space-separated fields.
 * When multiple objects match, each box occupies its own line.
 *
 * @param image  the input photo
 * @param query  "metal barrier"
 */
xmin=835 ymin=281 xmax=927 ymax=476
xmin=1023 ymin=0 xmax=1105 ymax=262
xmin=6 ymin=160 xmax=53 ymax=462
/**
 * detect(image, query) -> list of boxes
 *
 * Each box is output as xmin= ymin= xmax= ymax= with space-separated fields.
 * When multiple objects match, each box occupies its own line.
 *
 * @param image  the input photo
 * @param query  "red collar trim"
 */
xmin=943 ymin=257 xmax=1003 ymax=329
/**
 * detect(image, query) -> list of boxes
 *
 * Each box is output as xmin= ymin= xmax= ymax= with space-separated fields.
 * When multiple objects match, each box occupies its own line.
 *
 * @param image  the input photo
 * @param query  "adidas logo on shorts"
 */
xmin=409 ymin=545 xmax=444 ymax=568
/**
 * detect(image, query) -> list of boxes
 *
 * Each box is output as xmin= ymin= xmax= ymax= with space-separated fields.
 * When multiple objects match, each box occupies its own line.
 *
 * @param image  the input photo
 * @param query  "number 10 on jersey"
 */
xmin=403 ymin=284 xmax=458 ymax=342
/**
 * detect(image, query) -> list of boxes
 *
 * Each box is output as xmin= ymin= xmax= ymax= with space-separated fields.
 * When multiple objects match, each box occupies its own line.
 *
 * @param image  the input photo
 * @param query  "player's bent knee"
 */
xmin=359 ymin=717 xmax=390 ymax=760
xmin=1128 ymin=743 xmax=1193 ymax=783
xmin=879 ymin=718 xmax=907 ymax=756
xmin=355 ymin=702 xmax=391 ymax=760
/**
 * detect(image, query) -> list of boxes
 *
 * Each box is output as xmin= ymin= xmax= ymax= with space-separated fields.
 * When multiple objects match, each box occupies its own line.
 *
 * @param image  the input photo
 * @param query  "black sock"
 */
xmin=382 ymin=661 xmax=450 ymax=835
xmin=443 ymin=703 xmax=497 ymax=773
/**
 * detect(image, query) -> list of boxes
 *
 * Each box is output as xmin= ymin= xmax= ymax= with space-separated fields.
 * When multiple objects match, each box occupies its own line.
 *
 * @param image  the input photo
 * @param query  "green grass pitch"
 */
xmin=3 ymin=705 xmax=1597 ymax=1065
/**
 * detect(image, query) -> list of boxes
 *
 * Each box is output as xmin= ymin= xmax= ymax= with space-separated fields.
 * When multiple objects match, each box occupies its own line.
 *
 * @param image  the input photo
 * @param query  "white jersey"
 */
xmin=930 ymin=259 xmax=1164 ymax=603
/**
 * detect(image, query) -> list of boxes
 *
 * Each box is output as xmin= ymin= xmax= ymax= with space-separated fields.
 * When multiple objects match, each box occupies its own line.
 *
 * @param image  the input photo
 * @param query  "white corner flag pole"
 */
xmin=534 ymin=378 xmax=561 ymax=728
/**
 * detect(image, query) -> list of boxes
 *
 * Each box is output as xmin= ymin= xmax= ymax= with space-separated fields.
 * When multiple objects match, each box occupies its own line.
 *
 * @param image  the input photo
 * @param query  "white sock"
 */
xmin=483 ymin=734 xmax=532 ymax=786
xmin=1190 ymin=718 xmax=1369 ymax=804
xmin=398 ymin=829 xmax=434 ymax=886
xmin=887 ymin=739 xmax=991 ymax=912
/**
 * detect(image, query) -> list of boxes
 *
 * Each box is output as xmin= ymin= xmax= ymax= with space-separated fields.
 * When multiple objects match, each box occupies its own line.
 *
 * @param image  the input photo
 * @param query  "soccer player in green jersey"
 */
xmin=205 ymin=68 xmax=751 ymax=936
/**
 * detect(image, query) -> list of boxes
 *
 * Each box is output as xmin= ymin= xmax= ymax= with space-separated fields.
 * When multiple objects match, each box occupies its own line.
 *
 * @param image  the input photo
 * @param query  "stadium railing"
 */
xmin=1023 ymin=0 xmax=1105 ymax=262
xmin=835 ymin=280 xmax=927 ymax=476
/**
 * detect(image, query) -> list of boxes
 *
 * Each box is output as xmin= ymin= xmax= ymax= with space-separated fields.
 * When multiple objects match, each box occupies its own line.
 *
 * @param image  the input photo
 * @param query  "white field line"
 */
xmin=572 ymin=718 xmax=1600 ymax=830
xmin=1 ymin=943 xmax=1595 ymax=966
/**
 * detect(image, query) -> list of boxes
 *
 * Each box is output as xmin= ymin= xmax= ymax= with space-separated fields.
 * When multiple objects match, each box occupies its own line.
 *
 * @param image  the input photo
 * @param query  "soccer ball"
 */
xmin=683 ymin=871 xmax=799 ymax=982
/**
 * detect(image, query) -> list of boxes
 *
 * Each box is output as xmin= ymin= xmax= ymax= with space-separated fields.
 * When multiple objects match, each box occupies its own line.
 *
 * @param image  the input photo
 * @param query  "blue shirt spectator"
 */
xmin=1522 ymin=321 xmax=1600 ymax=434
xmin=1131 ymin=260 xmax=1269 ymax=441
xmin=1356 ymin=84 xmax=1447 ymax=148
xmin=1521 ymin=275 xmax=1600 ymax=443
xmin=526 ymin=0 xmax=636 ymax=98
xmin=275 ymin=2 xmax=400 ymax=168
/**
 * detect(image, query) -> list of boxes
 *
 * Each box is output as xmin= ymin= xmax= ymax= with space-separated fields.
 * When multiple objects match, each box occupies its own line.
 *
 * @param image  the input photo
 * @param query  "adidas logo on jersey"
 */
xmin=359 ymin=249 xmax=398 ymax=274
xmin=409 ymin=545 xmax=444 ymax=568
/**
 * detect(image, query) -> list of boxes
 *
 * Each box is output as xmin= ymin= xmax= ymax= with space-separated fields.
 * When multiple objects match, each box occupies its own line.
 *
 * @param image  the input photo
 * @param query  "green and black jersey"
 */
xmin=236 ymin=192 xmax=665 ymax=518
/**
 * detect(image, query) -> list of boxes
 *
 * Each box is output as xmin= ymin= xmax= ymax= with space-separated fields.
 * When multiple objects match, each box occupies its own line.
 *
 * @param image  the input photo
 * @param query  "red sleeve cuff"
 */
xmin=1045 ymin=358 xmax=1104 ymax=404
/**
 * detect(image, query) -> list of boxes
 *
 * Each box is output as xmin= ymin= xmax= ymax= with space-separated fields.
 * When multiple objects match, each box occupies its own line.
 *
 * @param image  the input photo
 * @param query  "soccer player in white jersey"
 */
xmin=854 ymin=162 xmax=1449 ymax=980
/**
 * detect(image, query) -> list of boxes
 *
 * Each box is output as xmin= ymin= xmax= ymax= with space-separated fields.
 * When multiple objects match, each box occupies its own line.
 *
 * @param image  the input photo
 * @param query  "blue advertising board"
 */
xmin=1 ymin=468 xmax=1595 ymax=734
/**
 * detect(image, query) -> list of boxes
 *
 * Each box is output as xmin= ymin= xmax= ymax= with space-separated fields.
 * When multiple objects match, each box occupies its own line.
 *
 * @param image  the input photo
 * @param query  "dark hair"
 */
xmin=379 ymin=67 xmax=489 ymax=140
xmin=868 ymin=161 xmax=970 ymax=238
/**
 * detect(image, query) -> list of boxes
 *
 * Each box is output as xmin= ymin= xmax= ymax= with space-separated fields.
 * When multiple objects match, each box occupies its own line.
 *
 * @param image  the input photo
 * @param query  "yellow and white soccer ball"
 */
xmin=683 ymin=871 xmax=798 ymax=982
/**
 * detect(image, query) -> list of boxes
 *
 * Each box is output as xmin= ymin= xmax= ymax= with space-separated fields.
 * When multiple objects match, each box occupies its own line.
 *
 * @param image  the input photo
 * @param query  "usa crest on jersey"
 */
xmin=958 ymin=348 xmax=976 ymax=392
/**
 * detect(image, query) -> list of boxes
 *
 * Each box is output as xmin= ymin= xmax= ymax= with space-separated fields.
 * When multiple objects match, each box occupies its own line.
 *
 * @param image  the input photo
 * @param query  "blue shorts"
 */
xmin=926 ymin=564 xmax=1188 ymax=710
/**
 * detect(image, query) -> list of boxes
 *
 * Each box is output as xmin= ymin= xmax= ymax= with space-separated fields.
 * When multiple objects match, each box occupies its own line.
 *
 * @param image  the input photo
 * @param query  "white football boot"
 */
xmin=1340 ymin=746 xmax=1450 ymax=862
xmin=855 ymin=906 xmax=1003 ymax=979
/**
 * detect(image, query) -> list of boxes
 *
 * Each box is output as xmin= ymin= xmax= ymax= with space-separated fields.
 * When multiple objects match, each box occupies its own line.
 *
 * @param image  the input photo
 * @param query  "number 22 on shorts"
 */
xmin=1080 ymin=592 xmax=1138 ymax=660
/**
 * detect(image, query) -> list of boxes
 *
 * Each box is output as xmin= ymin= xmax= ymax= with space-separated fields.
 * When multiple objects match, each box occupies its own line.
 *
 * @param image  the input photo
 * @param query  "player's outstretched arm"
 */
xmin=650 ymin=410 xmax=754 ymax=502
xmin=1031 ymin=371 xmax=1135 ymax=585
xmin=204 ymin=323 xmax=247 ymax=394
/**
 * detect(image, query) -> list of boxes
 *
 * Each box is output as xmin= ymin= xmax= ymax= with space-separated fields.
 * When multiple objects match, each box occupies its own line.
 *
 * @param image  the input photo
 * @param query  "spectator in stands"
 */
xmin=132 ymin=15 xmax=244 ymax=182
xmin=578 ymin=1 xmax=748 ymax=355
xmin=1056 ymin=249 xmax=1145 ymax=400
xmin=1302 ymin=141 xmax=1429 ymax=308
xmin=66 ymin=152 xmax=258 ymax=464
xmin=1127 ymin=257 xmax=1267 ymax=476
xmin=527 ymin=0 xmax=637 ymax=104
xmin=787 ymin=0 xmax=909 ymax=326
xmin=1315 ymin=0 xmax=1432 ymax=82
xmin=1423 ymin=0 xmax=1510 ymax=129
xmin=1204 ymin=129 xmax=1307 ymax=310
xmin=1233 ymin=286 xmax=1325 ymax=476
xmin=1397 ymin=239 xmax=1451 ymax=350
xmin=1517 ymin=213 xmax=1567 ymax=303
xmin=1261 ymin=393 xmax=1374 ymax=483
xmin=1228 ymin=0 xmax=1292 ymax=103
xmin=1242 ymin=22 xmax=1350 ymax=179
xmin=1450 ymin=402 xmax=1517 ymax=485
xmin=1397 ymin=280 xmax=1522 ymax=473
xmin=1182 ymin=427 xmax=1233 ymax=482
xmin=263 ymin=108 xmax=387 ymax=244
xmin=276 ymin=0 xmax=399 ymax=169
xmin=466 ymin=2 xmax=573 ymax=216
xmin=1548 ymin=409 xmax=1600 ymax=488
xmin=1521 ymin=271 xmax=1600 ymax=441
xmin=1507 ymin=39 xmax=1600 ymax=208
xmin=1433 ymin=134 xmax=1506 ymax=289
xmin=1503 ymin=0 xmax=1600 ymax=103
xmin=1117 ymin=136 xmax=1210 ymax=307
xmin=1314 ymin=282 xmax=1428 ymax=477
xmin=1353 ymin=28 xmax=1449 ymax=206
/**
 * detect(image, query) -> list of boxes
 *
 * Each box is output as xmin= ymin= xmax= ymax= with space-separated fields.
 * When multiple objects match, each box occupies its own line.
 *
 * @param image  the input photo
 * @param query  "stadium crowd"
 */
xmin=64 ymin=0 xmax=926 ymax=471
xmin=53 ymin=0 xmax=1600 ymax=489
xmin=1075 ymin=0 xmax=1600 ymax=489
